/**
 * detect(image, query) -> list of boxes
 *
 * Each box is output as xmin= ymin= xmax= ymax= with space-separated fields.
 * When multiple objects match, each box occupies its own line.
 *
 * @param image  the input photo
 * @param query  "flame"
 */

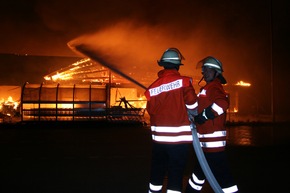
xmin=0 ymin=96 xmax=20 ymax=117
xmin=235 ymin=81 xmax=251 ymax=87
xmin=227 ymin=107 xmax=238 ymax=113
xmin=128 ymin=95 xmax=147 ymax=109
xmin=233 ymin=107 xmax=238 ymax=113
xmin=139 ymin=95 xmax=147 ymax=109
xmin=1 ymin=96 xmax=19 ymax=110
xmin=43 ymin=58 xmax=133 ymax=85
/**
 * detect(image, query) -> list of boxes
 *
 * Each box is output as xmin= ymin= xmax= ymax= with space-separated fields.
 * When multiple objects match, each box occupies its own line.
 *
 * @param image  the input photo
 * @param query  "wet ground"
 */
xmin=0 ymin=121 xmax=289 ymax=193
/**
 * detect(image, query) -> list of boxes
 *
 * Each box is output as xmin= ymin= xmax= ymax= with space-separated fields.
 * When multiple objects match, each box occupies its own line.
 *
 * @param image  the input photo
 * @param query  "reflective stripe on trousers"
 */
xmin=149 ymin=182 xmax=182 ymax=193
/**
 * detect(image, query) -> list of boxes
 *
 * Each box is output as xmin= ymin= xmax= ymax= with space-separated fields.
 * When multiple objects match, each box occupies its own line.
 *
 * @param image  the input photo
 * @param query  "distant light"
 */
xmin=235 ymin=81 xmax=251 ymax=87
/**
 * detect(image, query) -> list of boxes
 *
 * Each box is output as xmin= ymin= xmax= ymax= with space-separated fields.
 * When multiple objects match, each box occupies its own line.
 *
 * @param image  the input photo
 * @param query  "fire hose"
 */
xmin=190 ymin=122 xmax=223 ymax=193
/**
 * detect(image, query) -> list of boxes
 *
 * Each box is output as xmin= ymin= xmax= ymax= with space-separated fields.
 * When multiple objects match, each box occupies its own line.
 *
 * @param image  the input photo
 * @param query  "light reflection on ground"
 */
xmin=226 ymin=123 xmax=289 ymax=146
xmin=227 ymin=126 xmax=253 ymax=145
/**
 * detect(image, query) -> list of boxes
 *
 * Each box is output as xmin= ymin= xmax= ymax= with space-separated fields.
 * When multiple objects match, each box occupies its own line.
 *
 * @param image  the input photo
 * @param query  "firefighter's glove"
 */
xmin=187 ymin=109 xmax=198 ymax=122
xmin=194 ymin=106 xmax=215 ymax=124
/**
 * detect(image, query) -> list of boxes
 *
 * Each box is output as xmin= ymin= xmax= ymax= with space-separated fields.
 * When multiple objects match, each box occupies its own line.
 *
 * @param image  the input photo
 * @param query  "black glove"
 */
xmin=187 ymin=109 xmax=198 ymax=122
xmin=194 ymin=106 xmax=215 ymax=124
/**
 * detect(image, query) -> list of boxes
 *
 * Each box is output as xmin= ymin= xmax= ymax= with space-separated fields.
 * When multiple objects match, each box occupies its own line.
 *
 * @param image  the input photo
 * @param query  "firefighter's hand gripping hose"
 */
xmin=190 ymin=122 xmax=223 ymax=193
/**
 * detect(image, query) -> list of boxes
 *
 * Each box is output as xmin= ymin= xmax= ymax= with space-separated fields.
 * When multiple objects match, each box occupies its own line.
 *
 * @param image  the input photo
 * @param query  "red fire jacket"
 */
xmin=144 ymin=69 xmax=198 ymax=144
xmin=196 ymin=78 xmax=229 ymax=152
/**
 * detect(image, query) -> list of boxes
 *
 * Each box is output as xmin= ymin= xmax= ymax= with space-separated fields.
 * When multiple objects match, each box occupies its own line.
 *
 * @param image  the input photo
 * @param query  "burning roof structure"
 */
xmin=43 ymin=58 xmax=131 ymax=86
xmin=15 ymin=55 xmax=149 ymax=123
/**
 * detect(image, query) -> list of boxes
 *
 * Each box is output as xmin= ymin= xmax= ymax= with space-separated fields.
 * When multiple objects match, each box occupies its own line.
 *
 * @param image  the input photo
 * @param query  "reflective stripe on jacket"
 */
xmin=196 ymin=78 xmax=229 ymax=152
xmin=145 ymin=69 xmax=198 ymax=144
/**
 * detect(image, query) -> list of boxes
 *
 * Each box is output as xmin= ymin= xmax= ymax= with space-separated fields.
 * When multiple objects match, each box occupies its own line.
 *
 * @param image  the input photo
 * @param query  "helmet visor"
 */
xmin=196 ymin=56 xmax=223 ymax=73
xmin=159 ymin=47 xmax=185 ymax=66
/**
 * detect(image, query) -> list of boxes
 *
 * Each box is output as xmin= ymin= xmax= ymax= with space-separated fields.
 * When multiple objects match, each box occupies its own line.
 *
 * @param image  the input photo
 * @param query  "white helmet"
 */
xmin=197 ymin=56 xmax=227 ymax=84
xmin=158 ymin=48 xmax=185 ymax=66
xmin=197 ymin=56 xmax=223 ymax=73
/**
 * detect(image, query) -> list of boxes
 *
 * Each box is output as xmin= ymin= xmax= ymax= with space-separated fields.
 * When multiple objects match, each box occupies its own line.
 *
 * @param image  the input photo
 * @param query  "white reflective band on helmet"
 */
xmin=203 ymin=62 xmax=221 ymax=69
xmin=149 ymin=183 xmax=162 ymax=191
xmin=197 ymin=131 xmax=226 ymax=138
xmin=222 ymin=185 xmax=239 ymax=193
xmin=163 ymin=57 xmax=180 ymax=60
xmin=212 ymin=103 xmax=224 ymax=115
xmin=200 ymin=141 xmax=226 ymax=148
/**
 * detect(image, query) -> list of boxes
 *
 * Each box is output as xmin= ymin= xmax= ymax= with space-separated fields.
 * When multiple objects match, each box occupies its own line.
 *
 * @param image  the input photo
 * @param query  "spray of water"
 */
xmin=74 ymin=44 xmax=147 ymax=90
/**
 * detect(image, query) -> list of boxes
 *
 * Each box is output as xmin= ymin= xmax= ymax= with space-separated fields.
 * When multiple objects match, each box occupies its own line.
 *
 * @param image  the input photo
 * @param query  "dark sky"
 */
xmin=0 ymin=0 xmax=290 ymax=118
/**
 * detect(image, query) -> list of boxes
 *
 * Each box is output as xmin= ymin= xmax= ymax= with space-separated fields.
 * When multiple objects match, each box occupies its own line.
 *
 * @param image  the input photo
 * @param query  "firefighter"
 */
xmin=185 ymin=56 xmax=239 ymax=193
xmin=144 ymin=48 xmax=198 ymax=193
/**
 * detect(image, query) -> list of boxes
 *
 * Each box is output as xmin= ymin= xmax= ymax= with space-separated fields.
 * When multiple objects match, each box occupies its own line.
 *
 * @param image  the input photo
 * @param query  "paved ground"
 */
xmin=0 ymin=121 xmax=289 ymax=193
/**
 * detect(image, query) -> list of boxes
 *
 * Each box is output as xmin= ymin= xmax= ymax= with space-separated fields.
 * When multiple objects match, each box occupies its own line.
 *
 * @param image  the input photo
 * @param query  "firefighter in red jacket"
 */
xmin=145 ymin=48 xmax=198 ymax=193
xmin=185 ymin=56 xmax=239 ymax=193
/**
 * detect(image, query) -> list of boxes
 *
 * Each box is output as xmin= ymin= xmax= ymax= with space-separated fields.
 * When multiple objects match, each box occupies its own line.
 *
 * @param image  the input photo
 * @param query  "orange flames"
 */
xmin=43 ymin=58 xmax=130 ymax=85
xmin=0 ymin=96 xmax=19 ymax=117
xmin=235 ymin=81 xmax=251 ymax=87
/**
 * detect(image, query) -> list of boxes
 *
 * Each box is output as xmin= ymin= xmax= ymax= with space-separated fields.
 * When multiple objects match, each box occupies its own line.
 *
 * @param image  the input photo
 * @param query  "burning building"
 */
xmin=20 ymin=57 xmax=147 ymax=123
xmin=0 ymin=53 xmax=251 ymax=124
xmin=0 ymin=86 xmax=21 ymax=123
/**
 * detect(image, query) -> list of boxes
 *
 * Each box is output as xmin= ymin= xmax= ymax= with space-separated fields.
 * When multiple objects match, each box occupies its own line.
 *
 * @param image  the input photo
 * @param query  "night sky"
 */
xmin=0 ymin=0 xmax=289 ymax=119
